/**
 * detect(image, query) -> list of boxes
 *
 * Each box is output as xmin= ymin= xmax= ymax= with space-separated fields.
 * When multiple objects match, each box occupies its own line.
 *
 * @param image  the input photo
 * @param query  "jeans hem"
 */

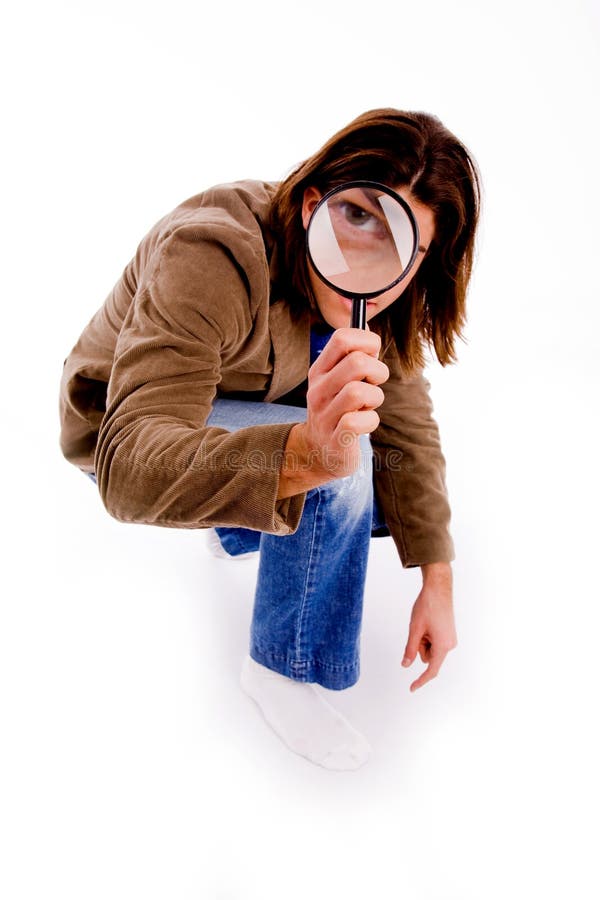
xmin=215 ymin=526 xmax=260 ymax=556
xmin=250 ymin=644 xmax=360 ymax=691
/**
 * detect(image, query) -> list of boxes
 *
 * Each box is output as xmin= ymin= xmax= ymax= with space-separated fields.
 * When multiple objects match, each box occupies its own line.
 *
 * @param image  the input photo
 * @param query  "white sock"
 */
xmin=240 ymin=654 xmax=371 ymax=771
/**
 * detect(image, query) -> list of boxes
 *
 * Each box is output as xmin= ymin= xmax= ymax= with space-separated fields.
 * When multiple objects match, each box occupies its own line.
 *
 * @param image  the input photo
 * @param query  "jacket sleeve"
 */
xmin=371 ymin=350 xmax=455 ymax=568
xmin=94 ymin=228 xmax=306 ymax=533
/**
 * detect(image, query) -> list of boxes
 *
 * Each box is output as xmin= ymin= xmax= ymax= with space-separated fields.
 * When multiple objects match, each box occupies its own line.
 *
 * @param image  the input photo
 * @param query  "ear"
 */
xmin=301 ymin=186 xmax=322 ymax=231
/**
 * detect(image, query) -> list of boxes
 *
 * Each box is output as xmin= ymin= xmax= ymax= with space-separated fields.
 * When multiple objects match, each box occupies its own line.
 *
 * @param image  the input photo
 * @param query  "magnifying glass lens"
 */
xmin=307 ymin=185 xmax=417 ymax=296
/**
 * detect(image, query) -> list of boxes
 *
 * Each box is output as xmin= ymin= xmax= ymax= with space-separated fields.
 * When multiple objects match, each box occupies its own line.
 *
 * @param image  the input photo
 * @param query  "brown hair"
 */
xmin=268 ymin=108 xmax=482 ymax=375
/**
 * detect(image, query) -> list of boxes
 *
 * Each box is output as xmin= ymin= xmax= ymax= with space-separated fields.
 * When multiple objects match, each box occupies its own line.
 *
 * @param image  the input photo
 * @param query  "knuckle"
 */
xmin=339 ymin=381 xmax=362 ymax=407
xmin=343 ymin=350 xmax=364 ymax=376
xmin=348 ymin=351 xmax=378 ymax=380
xmin=348 ymin=382 xmax=365 ymax=406
xmin=306 ymin=382 xmax=318 ymax=402
xmin=306 ymin=385 xmax=320 ymax=410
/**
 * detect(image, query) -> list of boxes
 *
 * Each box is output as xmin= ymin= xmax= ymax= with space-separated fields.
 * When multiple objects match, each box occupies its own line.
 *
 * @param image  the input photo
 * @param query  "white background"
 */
xmin=1 ymin=1 xmax=599 ymax=897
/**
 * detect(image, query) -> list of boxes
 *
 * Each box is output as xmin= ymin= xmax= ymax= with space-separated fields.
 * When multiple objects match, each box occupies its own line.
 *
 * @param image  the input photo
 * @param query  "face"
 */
xmin=301 ymin=184 xmax=435 ymax=330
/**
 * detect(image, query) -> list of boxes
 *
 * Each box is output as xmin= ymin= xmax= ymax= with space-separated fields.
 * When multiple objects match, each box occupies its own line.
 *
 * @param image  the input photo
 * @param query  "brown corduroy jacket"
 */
xmin=59 ymin=179 xmax=455 ymax=568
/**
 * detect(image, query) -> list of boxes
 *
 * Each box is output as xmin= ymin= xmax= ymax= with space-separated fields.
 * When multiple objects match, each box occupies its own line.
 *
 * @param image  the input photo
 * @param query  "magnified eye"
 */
xmin=334 ymin=201 xmax=385 ymax=235
xmin=340 ymin=201 xmax=374 ymax=228
xmin=306 ymin=182 xmax=419 ymax=297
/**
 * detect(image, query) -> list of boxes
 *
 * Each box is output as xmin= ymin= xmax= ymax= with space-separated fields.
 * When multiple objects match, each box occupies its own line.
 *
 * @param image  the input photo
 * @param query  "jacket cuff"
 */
xmin=385 ymin=517 xmax=456 ymax=569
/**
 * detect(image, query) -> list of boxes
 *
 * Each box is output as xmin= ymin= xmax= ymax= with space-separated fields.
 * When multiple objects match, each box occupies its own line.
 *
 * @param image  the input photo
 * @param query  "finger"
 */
xmin=311 ymin=328 xmax=382 ymax=376
xmin=328 ymin=380 xmax=385 ymax=419
xmin=315 ymin=351 xmax=390 ymax=396
xmin=335 ymin=408 xmax=381 ymax=440
xmin=409 ymin=653 xmax=446 ymax=692
xmin=306 ymin=361 xmax=387 ymax=416
xmin=402 ymin=628 xmax=423 ymax=666
xmin=307 ymin=380 xmax=384 ymax=440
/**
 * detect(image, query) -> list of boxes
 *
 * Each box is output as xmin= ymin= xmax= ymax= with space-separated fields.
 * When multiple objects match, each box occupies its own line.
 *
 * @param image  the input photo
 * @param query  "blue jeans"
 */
xmin=207 ymin=399 xmax=386 ymax=690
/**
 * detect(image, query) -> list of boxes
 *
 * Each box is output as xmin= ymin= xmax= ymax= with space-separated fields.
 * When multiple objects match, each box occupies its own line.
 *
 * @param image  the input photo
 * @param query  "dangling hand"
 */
xmin=402 ymin=562 xmax=458 ymax=692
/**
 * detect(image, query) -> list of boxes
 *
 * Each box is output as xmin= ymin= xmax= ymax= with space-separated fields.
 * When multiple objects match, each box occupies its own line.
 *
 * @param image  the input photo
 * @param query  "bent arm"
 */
xmin=371 ymin=352 xmax=455 ymax=568
xmin=94 ymin=232 xmax=305 ymax=533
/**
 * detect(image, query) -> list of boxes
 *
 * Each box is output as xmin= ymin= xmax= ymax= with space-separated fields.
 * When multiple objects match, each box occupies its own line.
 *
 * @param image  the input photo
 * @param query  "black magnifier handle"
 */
xmin=351 ymin=297 xmax=367 ymax=330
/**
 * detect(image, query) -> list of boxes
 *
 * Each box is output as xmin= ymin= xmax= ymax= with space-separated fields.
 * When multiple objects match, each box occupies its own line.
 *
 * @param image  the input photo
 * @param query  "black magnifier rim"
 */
xmin=305 ymin=179 xmax=420 ymax=301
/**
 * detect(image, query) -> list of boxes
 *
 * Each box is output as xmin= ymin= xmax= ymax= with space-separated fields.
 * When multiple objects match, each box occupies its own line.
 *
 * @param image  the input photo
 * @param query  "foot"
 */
xmin=240 ymin=654 xmax=371 ymax=771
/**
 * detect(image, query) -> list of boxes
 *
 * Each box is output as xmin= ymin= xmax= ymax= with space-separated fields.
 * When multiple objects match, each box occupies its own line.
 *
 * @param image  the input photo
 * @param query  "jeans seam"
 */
xmin=292 ymin=490 xmax=323 ymax=665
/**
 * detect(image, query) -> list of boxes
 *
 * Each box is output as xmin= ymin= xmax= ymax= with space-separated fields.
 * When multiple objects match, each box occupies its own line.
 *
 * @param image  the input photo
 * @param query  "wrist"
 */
xmin=277 ymin=423 xmax=334 ymax=499
xmin=421 ymin=561 xmax=452 ymax=586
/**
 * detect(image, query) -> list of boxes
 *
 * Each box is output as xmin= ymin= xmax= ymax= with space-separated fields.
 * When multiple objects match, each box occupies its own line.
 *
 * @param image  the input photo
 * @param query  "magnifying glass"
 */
xmin=306 ymin=180 xmax=420 ymax=329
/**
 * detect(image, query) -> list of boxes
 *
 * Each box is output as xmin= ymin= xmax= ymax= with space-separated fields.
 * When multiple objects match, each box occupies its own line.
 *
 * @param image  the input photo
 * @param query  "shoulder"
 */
xmin=149 ymin=179 xmax=279 ymax=251
xmin=134 ymin=180 xmax=280 ymax=317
